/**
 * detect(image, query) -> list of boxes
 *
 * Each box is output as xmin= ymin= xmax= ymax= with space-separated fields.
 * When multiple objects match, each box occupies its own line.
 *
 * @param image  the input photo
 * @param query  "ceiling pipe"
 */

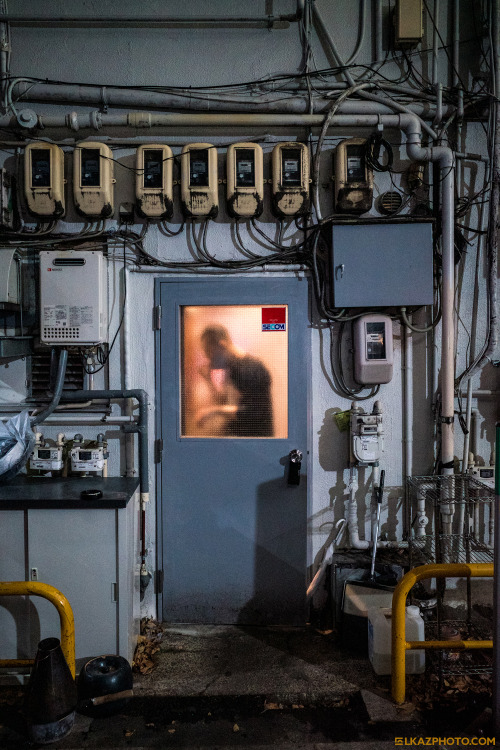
xmin=9 ymin=80 xmax=450 ymax=118
xmin=2 ymin=1 xmax=304 ymax=29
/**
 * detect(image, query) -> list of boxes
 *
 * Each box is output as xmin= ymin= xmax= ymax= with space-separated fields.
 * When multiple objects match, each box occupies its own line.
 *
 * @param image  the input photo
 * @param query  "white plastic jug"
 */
xmin=368 ymin=605 xmax=425 ymax=675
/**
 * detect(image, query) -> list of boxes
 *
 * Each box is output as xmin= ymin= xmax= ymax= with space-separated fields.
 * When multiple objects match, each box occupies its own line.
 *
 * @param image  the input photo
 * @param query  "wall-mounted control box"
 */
xmin=24 ymin=142 xmax=65 ymax=218
xmin=73 ymin=142 xmax=115 ymax=218
xmin=271 ymin=142 xmax=310 ymax=217
xmin=334 ymin=138 xmax=373 ymax=214
xmin=39 ymin=249 xmax=108 ymax=345
xmin=181 ymin=143 xmax=218 ymax=218
xmin=226 ymin=142 xmax=264 ymax=218
xmin=331 ymin=221 xmax=434 ymax=308
xmin=395 ymin=0 xmax=423 ymax=48
xmin=354 ymin=315 xmax=394 ymax=384
xmin=135 ymin=144 xmax=173 ymax=219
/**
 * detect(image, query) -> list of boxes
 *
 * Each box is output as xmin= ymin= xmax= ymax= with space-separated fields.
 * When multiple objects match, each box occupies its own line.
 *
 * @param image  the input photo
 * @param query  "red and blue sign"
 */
xmin=262 ymin=307 xmax=286 ymax=331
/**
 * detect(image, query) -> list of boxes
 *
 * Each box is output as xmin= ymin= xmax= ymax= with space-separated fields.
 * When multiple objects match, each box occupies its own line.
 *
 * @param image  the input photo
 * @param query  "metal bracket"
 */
xmin=440 ymin=416 xmax=454 ymax=424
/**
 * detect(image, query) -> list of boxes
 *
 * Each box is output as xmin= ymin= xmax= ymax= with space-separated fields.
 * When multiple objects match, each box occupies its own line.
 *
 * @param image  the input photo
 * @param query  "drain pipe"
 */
xmin=347 ymin=466 xmax=370 ymax=550
xmin=60 ymin=388 xmax=150 ymax=592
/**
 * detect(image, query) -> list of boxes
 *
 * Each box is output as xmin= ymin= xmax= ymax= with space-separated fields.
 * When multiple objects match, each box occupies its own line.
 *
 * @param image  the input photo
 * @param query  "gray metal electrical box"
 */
xmin=331 ymin=221 xmax=434 ymax=308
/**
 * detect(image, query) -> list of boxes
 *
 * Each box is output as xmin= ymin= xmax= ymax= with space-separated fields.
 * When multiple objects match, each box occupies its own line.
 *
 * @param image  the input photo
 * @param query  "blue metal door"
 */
xmin=156 ymin=276 xmax=309 ymax=625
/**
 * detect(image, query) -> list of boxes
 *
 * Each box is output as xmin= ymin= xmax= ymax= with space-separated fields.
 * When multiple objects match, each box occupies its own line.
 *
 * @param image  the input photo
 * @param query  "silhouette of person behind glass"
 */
xmin=196 ymin=325 xmax=273 ymax=437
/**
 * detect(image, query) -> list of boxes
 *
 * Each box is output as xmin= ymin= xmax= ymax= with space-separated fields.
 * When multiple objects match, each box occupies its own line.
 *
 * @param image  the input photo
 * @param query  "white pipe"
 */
xmin=375 ymin=0 xmax=383 ymax=61
xmin=0 ymin=415 xmax=138 ymax=424
xmin=347 ymin=466 xmax=370 ymax=549
xmin=123 ymin=266 xmax=135 ymax=479
xmin=432 ymin=0 xmax=440 ymax=86
xmin=461 ymin=380 xmax=473 ymax=472
xmin=403 ymin=318 xmax=414 ymax=536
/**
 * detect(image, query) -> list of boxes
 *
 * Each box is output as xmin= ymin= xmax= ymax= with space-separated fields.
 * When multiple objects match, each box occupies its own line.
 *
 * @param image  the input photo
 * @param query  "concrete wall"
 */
xmin=0 ymin=0 xmax=498 ymax=619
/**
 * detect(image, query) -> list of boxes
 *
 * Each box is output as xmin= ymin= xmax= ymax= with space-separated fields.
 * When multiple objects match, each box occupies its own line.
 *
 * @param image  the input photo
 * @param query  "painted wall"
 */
xmin=0 ymin=0 xmax=498 ymax=619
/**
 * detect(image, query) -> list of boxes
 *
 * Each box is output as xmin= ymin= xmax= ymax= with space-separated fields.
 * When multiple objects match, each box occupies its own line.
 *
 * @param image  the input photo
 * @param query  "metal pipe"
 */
xmin=392 ymin=563 xmax=494 ymax=704
xmin=403 ymin=319 xmax=413 ymax=536
xmin=60 ymin=389 xmax=149 ymax=498
xmin=30 ymin=349 xmax=68 ymax=427
xmin=453 ymin=0 xmax=460 ymax=88
xmin=1 ymin=415 xmax=137 ymax=423
xmin=131 ymin=264 xmax=307 ymax=274
xmin=432 ymin=0 xmax=440 ymax=86
xmin=8 ymin=81 xmax=450 ymax=117
xmin=375 ymin=0 xmax=383 ymax=61
xmin=347 ymin=466 xmax=370 ymax=549
xmin=345 ymin=0 xmax=367 ymax=65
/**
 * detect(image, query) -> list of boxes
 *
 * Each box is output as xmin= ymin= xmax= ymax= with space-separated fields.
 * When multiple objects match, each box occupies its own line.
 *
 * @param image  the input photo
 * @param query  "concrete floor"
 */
xmin=0 ymin=625 xmax=494 ymax=749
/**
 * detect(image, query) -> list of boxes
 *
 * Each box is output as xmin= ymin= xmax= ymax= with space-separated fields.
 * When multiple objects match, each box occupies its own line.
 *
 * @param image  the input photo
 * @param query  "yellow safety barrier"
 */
xmin=392 ymin=563 xmax=493 ymax=704
xmin=0 ymin=581 xmax=75 ymax=678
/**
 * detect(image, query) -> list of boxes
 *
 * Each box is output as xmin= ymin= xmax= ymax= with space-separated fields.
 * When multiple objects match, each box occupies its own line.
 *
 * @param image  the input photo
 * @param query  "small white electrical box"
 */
xmin=30 ymin=445 xmax=64 ymax=471
xmin=39 ymin=249 xmax=108 ymax=345
xmin=395 ymin=0 xmax=423 ymax=48
xmin=24 ymin=142 xmax=65 ymax=218
xmin=334 ymin=138 xmax=373 ymax=214
xmin=226 ymin=142 xmax=264 ymax=218
xmin=73 ymin=142 xmax=115 ymax=218
xmin=181 ymin=143 xmax=218 ymax=218
xmin=135 ymin=144 xmax=173 ymax=219
xmin=71 ymin=444 xmax=106 ymax=472
xmin=272 ymin=142 xmax=310 ymax=217
xmin=354 ymin=315 xmax=393 ymax=384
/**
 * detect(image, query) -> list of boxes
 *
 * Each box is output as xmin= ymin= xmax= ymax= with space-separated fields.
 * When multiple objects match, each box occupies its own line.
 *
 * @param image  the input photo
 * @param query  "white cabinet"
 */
xmin=0 ymin=481 xmax=140 ymax=678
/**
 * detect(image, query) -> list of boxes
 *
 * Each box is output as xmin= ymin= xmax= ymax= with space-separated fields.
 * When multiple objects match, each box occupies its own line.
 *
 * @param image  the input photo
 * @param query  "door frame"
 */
xmin=154 ymin=272 xmax=312 ymax=620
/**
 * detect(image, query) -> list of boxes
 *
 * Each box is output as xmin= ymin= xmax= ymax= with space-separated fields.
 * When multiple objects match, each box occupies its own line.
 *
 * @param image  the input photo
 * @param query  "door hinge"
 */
xmin=155 ymin=438 xmax=163 ymax=464
xmin=155 ymin=569 xmax=164 ymax=593
xmin=154 ymin=304 xmax=162 ymax=330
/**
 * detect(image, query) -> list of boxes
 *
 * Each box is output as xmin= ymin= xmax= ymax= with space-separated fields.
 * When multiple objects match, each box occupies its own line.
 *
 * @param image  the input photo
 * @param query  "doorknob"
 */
xmin=288 ymin=449 xmax=303 ymax=485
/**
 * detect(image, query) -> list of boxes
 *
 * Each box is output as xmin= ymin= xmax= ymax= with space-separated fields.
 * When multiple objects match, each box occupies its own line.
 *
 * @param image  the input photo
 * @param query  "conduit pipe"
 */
xmin=402 ymin=318 xmax=414 ymax=537
xmin=30 ymin=349 xmax=68 ymax=427
xmin=3 ymin=1 xmax=305 ymax=28
xmin=7 ymin=82 xmax=450 ymax=117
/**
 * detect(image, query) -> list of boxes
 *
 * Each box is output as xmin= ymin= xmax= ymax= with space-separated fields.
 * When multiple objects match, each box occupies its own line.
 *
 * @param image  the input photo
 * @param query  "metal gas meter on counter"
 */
xmin=70 ymin=433 xmax=108 ymax=475
xmin=350 ymin=401 xmax=384 ymax=467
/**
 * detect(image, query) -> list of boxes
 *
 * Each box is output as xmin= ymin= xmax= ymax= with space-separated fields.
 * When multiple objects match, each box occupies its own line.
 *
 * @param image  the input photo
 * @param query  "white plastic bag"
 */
xmin=0 ymin=410 xmax=35 ymax=481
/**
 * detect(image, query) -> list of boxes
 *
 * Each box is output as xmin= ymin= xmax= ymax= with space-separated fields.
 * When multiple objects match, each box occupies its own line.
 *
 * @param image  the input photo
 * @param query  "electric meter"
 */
xmin=354 ymin=315 xmax=393 ymax=384
xmin=73 ymin=141 xmax=115 ymax=218
xmin=271 ymin=142 xmax=310 ymax=217
xmin=181 ymin=143 xmax=218 ymax=218
xmin=24 ymin=142 xmax=65 ymax=218
xmin=226 ymin=142 xmax=264 ymax=218
xmin=39 ymin=249 xmax=108 ymax=345
xmin=135 ymin=144 xmax=173 ymax=219
xmin=334 ymin=138 xmax=373 ymax=214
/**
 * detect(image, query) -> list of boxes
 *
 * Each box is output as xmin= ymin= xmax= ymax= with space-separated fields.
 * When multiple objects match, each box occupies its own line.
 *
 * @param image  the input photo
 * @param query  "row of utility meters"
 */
xmin=24 ymin=138 xmax=373 ymax=220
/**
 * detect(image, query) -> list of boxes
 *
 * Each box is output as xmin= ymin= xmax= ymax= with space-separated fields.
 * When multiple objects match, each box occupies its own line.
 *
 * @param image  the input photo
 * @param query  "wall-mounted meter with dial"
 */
xmin=24 ymin=142 xmax=65 ymax=218
xmin=73 ymin=141 xmax=115 ymax=218
xmin=271 ymin=142 xmax=310 ymax=217
xmin=226 ymin=142 xmax=263 ymax=218
xmin=181 ymin=143 xmax=218 ymax=218
xmin=334 ymin=138 xmax=373 ymax=214
xmin=354 ymin=314 xmax=393 ymax=384
xmin=135 ymin=144 xmax=173 ymax=219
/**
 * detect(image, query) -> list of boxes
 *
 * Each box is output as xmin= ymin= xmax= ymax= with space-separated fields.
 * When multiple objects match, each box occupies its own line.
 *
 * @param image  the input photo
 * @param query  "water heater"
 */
xmin=39 ymin=250 xmax=108 ymax=345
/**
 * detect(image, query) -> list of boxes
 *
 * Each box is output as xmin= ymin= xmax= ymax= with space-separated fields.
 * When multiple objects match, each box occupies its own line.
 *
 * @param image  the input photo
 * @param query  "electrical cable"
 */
xmin=364 ymin=130 xmax=393 ymax=172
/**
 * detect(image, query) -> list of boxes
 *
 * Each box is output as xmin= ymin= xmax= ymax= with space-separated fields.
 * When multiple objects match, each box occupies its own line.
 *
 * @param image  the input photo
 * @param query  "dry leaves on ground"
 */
xmin=132 ymin=618 xmax=164 ymax=674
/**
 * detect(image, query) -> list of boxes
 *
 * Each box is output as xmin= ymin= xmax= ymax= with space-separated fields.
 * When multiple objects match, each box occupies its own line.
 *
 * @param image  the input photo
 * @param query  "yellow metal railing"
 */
xmin=0 ymin=581 xmax=75 ymax=678
xmin=392 ymin=563 xmax=493 ymax=704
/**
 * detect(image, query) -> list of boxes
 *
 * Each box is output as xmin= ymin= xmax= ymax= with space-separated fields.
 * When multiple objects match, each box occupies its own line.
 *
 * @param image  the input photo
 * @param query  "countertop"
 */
xmin=0 ymin=476 xmax=140 ymax=509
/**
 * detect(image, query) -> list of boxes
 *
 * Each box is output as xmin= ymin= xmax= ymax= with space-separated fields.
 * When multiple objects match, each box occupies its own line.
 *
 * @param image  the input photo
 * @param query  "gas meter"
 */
xmin=354 ymin=315 xmax=393 ymax=384
xmin=135 ymin=144 xmax=173 ymax=219
xmin=271 ymin=142 xmax=310 ymax=217
xmin=334 ymin=138 xmax=373 ymax=214
xmin=24 ymin=142 xmax=65 ymax=218
xmin=350 ymin=401 xmax=384 ymax=466
xmin=181 ymin=143 xmax=218 ymax=218
xmin=30 ymin=433 xmax=65 ymax=472
xmin=226 ymin=142 xmax=264 ymax=218
xmin=73 ymin=142 xmax=115 ymax=218
xmin=70 ymin=434 xmax=108 ymax=474
xmin=39 ymin=249 xmax=108 ymax=345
